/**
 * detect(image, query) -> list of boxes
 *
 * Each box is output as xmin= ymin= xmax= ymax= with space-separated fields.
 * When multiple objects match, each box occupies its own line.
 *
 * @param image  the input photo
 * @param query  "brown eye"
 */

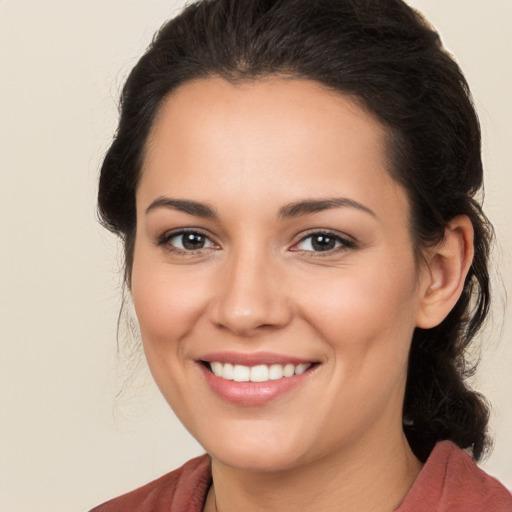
xmin=166 ymin=231 xmax=215 ymax=251
xmin=310 ymin=234 xmax=337 ymax=251
xmin=294 ymin=232 xmax=355 ymax=253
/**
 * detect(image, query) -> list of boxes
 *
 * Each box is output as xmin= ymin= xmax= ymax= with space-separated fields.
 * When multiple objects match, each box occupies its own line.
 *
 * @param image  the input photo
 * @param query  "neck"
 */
xmin=205 ymin=430 xmax=422 ymax=512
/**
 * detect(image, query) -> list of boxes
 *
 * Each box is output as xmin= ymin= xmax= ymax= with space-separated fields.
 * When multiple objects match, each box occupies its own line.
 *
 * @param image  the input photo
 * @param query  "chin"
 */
xmin=210 ymin=443 xmax=307 ymax=473
xmin=196 ymin=420 xmax=319 ymax=473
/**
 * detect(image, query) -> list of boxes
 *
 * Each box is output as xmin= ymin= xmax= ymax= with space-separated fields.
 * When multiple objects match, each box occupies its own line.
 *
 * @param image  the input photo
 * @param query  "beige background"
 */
xmin=0 ymin=1 xmax=510 ymax=511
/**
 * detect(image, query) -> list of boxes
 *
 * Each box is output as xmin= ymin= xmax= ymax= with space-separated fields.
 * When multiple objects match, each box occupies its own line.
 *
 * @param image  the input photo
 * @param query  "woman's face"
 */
xmin=132 ymin=78 xmax=430 ymax=472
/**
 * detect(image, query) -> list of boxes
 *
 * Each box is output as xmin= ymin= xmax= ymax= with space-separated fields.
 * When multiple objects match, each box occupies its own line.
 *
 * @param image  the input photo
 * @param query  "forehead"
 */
xmin=139 ymin=77 xmax=408 ymax=221
xmin=144 ymin=77 xmax=386 ymax=166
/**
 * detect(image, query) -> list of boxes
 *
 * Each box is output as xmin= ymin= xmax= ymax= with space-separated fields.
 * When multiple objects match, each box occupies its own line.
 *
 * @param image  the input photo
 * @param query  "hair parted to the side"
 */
xmin=98 ymin=0 xmax=493 ymax=461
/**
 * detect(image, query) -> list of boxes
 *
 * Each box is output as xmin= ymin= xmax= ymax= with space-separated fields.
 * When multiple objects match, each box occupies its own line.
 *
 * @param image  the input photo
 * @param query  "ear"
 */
xmin=415 ymin=215 xmax=474 ymax=329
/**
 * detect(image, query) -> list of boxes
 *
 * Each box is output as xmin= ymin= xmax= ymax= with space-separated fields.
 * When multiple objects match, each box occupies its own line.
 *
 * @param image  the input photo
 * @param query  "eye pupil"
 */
xmin=182 ymin=233 xmax=205 ymax=250
xmin=312 ymin=234 xmax=336 ymax=251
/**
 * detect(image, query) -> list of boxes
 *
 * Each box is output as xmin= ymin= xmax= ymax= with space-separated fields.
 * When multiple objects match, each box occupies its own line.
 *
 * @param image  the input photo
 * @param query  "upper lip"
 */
xmin=199 ymin=351 xmax=316 ymax=366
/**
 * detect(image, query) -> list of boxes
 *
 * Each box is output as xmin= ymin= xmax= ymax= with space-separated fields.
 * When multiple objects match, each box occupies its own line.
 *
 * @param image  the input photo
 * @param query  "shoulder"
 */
xmin=89 ymin=454 xmax=211 ymax=512
xmin=398 ymin=441 xmax=512 ymax=512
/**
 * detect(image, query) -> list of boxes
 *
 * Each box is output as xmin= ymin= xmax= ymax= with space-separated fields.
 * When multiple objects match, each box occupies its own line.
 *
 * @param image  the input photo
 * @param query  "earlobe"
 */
xmin=415 ymin=215 xmax=474 ymax=329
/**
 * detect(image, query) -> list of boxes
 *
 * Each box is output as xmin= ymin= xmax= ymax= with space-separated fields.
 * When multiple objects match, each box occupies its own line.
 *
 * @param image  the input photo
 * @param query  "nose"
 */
xmin=209 ymin=248 xmax=293 ymax=337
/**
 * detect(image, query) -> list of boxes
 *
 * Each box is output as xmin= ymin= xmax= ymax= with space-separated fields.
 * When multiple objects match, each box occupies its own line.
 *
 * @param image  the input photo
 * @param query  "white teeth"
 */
xmin=233 ymin=364 xmax=250 ymax=382
xmin=223 ymin=363 xmax=234 ymax=380
xmin=295 ymin=364 xmax=310 ymax=375
xmin=210 ymin=361 xmax=223 ymax=376
xmin=283 ymin=363 xmax=295 ymax=377
xmin=250 ymin=364 xmax=269 ymax=382
xmin=269 ymin=364 xmax=284 ymax=380
xmin=209 ymin=361 xmax=312 ymax=382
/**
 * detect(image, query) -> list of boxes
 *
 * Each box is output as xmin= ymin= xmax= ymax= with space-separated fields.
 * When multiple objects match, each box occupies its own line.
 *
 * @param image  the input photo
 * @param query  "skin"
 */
xmin=131 ymin=77 xmax=474 ymax=511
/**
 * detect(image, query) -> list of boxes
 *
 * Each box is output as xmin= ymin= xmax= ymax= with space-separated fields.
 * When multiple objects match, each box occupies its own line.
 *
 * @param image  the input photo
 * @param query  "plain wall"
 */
xmin=0 ymin=1 xmax=510 ymax=511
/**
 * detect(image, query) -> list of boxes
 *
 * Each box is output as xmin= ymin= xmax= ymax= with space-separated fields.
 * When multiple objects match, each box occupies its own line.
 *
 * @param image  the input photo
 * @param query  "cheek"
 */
xmin=130 ymin=253 xmax=213 ymax=418
xmin=301 ymin=263 xmax=418 ymax=340
xmin=130 ymin=253 xmax=209 ymax=350
xmin=296 ymin=256 xmax=420 ymax=398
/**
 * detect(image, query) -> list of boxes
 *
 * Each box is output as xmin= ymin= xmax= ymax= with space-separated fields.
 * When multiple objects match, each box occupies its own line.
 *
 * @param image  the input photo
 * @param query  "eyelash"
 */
xmin=157 ymin=229 xmax=357 ymax=256
xmin=157 ymin=228 xmax=217 ymax=255
xmin=292 ymin=229 xmax=357 ymax=256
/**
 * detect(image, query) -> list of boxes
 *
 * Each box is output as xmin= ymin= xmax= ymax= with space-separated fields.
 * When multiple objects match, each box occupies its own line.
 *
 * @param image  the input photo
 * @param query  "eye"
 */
xmin=293 ymin=231 xmax=355 ymax=253
xmin=160 ymin=230 xmax=216 ymax=252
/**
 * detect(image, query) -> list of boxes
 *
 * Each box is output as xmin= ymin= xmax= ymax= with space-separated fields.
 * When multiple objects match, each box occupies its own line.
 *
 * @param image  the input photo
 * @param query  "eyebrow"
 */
xmin=145 ymin=197 xmax=218 ymax=218
xmin=278 ymin=197 xmax=376 ymax=219
xmin=145 ymin=196 xmax=375 ymax=219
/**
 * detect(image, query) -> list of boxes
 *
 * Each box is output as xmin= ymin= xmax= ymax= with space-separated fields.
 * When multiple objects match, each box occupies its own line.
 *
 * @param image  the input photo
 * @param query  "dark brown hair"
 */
xmin=98 ymin=0 xmax=493 ymax=461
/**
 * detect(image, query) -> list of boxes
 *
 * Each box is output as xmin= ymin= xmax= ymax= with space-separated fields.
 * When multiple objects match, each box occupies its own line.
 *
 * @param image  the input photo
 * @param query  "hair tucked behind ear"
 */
xmin=98 ymin=0 xmax=493 ymax=461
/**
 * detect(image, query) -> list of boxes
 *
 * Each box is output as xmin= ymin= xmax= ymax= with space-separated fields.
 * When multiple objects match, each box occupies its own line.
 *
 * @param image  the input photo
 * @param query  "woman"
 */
xmin=91 ymin=0 xmax=512 ymax=510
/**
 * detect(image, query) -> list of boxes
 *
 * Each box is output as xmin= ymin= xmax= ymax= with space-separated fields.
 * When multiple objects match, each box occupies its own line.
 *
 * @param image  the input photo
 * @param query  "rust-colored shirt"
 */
xmin=397 ymin=441 xmax=512 ymax=511
xmin=90 ymin=441 xmax=512 ymax=511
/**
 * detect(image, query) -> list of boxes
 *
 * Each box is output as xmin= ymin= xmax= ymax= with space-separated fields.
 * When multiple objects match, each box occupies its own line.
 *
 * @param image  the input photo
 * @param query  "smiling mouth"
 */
xmin=204 ymin=361 xmax=314 ymax=383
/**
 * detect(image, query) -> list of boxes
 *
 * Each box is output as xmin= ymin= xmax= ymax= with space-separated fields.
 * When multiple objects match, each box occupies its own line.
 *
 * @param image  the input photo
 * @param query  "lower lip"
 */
xmin=198 ymin=363 xmax=315 ymax=406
